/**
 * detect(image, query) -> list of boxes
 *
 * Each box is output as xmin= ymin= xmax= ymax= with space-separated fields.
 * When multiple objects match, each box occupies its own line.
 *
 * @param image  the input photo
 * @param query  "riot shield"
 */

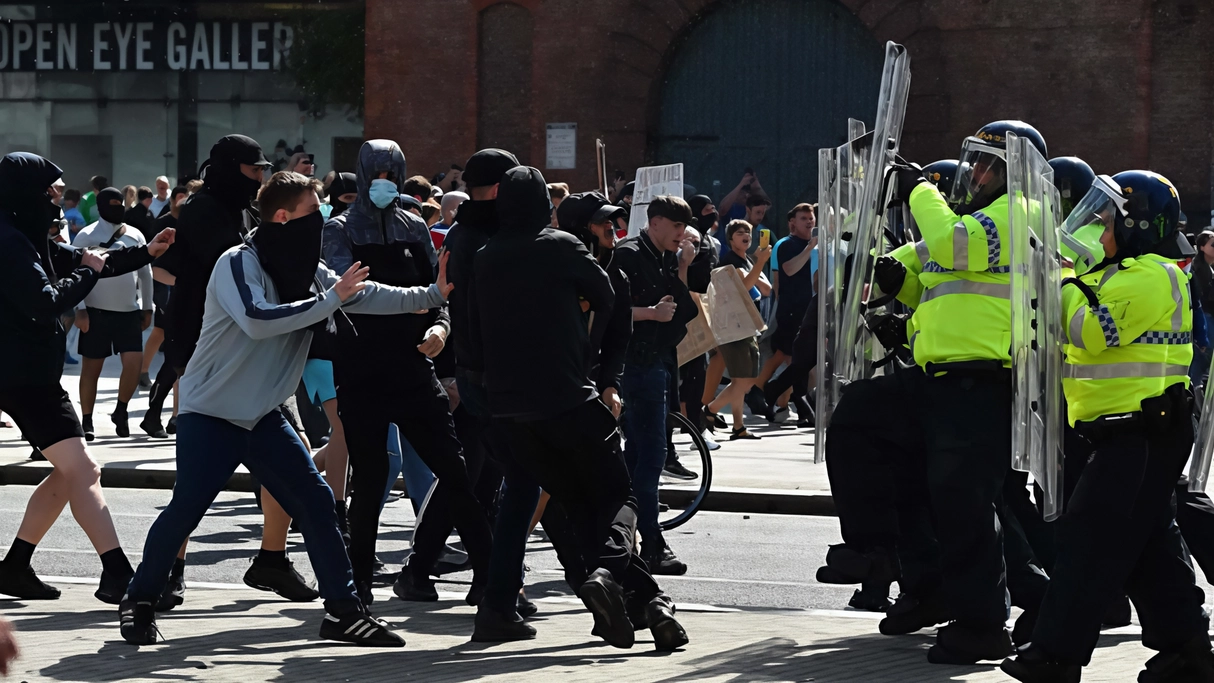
xmin=1007 ymin=132 xmax=1065 ymax=522
xmin=814 ymin=125 xmax=871 ymax=464
xmin=834 ymin=41 xmax=910 ymax=390
xmin=1190 ymin=363 xmax=1214 ymax=492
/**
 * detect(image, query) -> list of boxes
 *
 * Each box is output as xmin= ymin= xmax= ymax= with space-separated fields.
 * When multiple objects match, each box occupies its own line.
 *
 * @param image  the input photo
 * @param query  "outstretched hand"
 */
xmin=335 ymin=261 xmax=370 ymax=302
xmin=147 ymin=228 xmax=176 ymax=258
xmin=436 ymin=250 xmax=454 ymax=299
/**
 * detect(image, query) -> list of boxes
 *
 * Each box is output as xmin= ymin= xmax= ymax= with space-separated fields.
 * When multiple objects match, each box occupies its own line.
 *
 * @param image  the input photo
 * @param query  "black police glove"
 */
xmin=894 ymin=164 xmax=925 ymax=205
xmin=873 ymin=255 xmax=907 ymax=298
xmin=865 ymin=312 xmax=910 ymax=350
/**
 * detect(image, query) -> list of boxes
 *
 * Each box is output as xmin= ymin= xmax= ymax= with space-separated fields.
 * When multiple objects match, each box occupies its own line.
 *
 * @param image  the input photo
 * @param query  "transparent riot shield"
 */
xmin=814 ymin=123 xmax=870 ymax=464
xmin=1007 ymin=132 xmax=1065 ymax=522
xmin=834 ymin=41 xmax=911 ymax=388
xmin=1190 ymin=363 xmax=1214 ymax=492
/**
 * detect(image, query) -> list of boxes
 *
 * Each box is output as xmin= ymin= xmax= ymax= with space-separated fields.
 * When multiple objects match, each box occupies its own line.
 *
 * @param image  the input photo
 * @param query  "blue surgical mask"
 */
xmin=369 ymin=179 xmax=398 ymax=209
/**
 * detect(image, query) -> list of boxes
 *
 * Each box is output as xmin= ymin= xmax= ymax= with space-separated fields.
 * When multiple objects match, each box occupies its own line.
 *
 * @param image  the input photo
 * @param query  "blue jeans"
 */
xmin=387 ymin=424 xmax=435 ymax=514
xmin=621 ymin=361 xmax=670 ymax=546
xmin=458 ymin=376 xmax=541 ymax=614
xmin=128 ymin=411 xmax=360 ymax=615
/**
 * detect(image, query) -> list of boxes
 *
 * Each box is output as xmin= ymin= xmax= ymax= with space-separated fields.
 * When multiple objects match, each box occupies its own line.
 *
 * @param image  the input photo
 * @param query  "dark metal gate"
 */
xmin=655 ymin=0 xmax=883 ymax=233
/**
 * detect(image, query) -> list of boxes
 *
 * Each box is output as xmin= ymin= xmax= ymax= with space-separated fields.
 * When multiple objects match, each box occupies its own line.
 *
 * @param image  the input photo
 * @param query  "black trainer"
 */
xmin=111 ymin=410 xmax=130 ymax=438
xmin=0 ymin=561 xmax=61 ymax=599
xmin=516 ymin=592 xmax=538 ymax=619
xmin=119 ymin=599 xmax=159 ymax=645
xmin=166 ymin=416 xmax=177 ymax=434
xmin=927 ymin=623 xmax=1013 ymax=664
xmin=139 ymin=414 xmax=169 ymax=439
xmin=642 ymin=544 xmax=688 ymax=576
xmin=1138 ymin=635 xmax=1214 ymax=683
xmin=645 ymin=595 xmax=688 ymax=651
xmin=1000 ymin=644 xmax=1081 ymax=683
xmin=95 ymin=568 xmax=133 ymax=605
xmin=578 ymin=568 xmax=634 ymax=649
xmin=156 ymin=566 xmax=186 ymax=612
xmin=471 ymin=605 xmax=537 ymax=643
xmin=393 ymin=569 xmax=438 ymax=602
xmin=82 ymin=415 xmax=95 ymax=442
xmin=319 ymin=609 xmax=405 ymax=647
xmin=743 ymin=386 xmax=769 ymax=417
xmin=662 ymin=457 xmax=698 ymax=481
xmin=242 ymin=557 xmax=319 ymax=602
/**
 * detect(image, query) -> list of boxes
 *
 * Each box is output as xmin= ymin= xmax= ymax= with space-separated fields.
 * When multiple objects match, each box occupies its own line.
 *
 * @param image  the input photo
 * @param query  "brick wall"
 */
xmin=366 ymin=0 xmax=1214 ymax=222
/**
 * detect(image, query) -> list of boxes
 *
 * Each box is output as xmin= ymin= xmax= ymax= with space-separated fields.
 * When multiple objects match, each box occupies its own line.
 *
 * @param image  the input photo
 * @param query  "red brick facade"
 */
xmin=366 ymin=0 xmax=1214 ymax=222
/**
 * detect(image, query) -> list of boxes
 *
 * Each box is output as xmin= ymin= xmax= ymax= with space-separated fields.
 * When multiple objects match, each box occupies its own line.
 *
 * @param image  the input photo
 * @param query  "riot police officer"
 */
xmin=1002 ymin=172 xmax=1214 ymax=682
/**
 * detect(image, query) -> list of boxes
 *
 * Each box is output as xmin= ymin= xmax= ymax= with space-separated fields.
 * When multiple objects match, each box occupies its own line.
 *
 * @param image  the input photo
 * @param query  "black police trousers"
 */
xmin=496 ymin=398 xmax=660 ymax=602
xmin=339 ymin=374 xmax=493 ymax=592
xmin=919 ymin=369 xmax=1012 ymax=630
xmin=1032 ymin=409 xmax=1209 ymax=665
xmin=825 ymin=367 xmax=940 ymax=596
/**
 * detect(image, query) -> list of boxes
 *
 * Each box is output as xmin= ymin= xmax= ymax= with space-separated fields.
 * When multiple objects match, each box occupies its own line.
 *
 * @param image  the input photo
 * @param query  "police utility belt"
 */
xmin=922 ymin=360 xmax=1011 ymax=381
xmin=1073 ymin=383 xmax=1192 ymax=442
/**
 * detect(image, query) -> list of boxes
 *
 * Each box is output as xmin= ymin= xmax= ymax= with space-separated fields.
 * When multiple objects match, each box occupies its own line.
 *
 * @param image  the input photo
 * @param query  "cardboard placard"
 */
xmin=627 ymin=163 xmax=683 ymax=237
xmin=707 ymin=265 xmax=766 ymax=347
xmin=676 ymin=293 xmax=714 ymax=366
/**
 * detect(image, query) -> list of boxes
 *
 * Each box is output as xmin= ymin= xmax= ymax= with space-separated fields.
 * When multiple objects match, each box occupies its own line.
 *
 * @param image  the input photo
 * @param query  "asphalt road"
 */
xmin=0 ymin=486 xmax=860 ymax=611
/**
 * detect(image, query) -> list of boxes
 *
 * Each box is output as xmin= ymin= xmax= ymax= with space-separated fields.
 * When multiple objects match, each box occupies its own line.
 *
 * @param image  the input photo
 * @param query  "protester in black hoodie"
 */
xmin=472 ymin=166 xmax=688 ymax=652
xmin=323 ymin=140 xmax=491 ymax=605
xmin=0 ymin=152 xmax=172 ymax=603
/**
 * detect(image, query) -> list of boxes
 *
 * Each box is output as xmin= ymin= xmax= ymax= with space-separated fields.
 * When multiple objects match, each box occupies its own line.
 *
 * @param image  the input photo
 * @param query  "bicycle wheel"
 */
xmin=660 ymin=411 xmax=713 ymax=530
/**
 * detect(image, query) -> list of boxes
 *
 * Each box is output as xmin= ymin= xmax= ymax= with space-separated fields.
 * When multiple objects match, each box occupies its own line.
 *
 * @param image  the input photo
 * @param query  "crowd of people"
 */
xmin=0 ymin=129 xmax=826 ymax=660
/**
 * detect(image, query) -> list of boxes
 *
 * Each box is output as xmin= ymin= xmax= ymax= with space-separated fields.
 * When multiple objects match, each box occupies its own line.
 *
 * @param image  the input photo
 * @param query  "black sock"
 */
xmin=82 ymin=413 xmax=93 ymax=425
xmin=257 ymin=548 xmax=289 ymax=569
xmin=114 ymin=400 xmax=128 ymax=416
xmin=4 ymin=539 xmax=36 ymax=568
xmin=170 ymin=557 xmax=185 ymax=577
xmin=100 ymin=548 xmax=133 ymax=576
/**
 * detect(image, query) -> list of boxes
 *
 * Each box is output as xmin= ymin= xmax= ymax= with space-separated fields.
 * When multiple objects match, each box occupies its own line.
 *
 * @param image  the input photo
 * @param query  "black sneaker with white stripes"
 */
xmin=319 ymin=609 xmax=406 ymax=647
xmin=119 ymin=598 xmax=160 ymax=645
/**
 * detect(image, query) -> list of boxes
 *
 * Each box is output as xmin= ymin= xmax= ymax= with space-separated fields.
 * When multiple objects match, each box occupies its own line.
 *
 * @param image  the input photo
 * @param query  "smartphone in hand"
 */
xmin=758 ymin=228 xmax=771 ymax=250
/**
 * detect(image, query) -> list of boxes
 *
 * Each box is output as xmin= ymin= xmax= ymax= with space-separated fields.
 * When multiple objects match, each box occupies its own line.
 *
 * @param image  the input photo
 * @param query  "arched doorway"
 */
xmin=654 ymin=0 xmax=883 ymax=233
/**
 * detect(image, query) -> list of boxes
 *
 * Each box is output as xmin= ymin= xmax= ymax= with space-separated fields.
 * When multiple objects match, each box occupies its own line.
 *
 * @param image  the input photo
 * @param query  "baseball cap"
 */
xmin=590 ymin=203 xmax=628 ymax=224
xmin=462 ymin=148 xmax=520 ymax=188
xmin=209 ymin=134 xmax=272 ymax=167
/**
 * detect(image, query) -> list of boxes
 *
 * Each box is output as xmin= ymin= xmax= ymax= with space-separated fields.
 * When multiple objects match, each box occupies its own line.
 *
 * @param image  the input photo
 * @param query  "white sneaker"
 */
xmin=701 ymin=430 xmax=721 ymax=451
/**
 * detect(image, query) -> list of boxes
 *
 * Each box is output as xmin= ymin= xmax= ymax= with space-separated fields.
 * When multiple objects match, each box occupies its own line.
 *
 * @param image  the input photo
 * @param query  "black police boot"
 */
xmin=878 ymin=591 xmax=951 ymax=635
xmin=471 ymin=604 xmax=537 ymax=643
xmin=927 ymin=622 xmax=1013 ymax=665
xmin=1138 ymin=635 xmax=1214 ymax=683
xmin=119 ymin=598 xmax=159 ymax=645
xmin=645 ymin=594 xmax=689 ymax=652
xmin=578 ymin=568 xmax=634 ymax=649
xmin=1000 ymin=644 xmax=1082 ymax=683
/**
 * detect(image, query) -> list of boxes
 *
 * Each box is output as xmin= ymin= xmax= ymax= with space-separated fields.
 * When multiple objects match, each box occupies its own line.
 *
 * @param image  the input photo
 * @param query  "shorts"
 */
xmin=719 ymin=336 xmax=760 ymax=379
xmin=0 ymin=384 xmax=85 ymax=450
xmin=78 ymin=308 xmax=143 ymax=359
xmin=279 ymin=395 xmax=304 ymax=436
xmin=302 ymin=359 xmax=337 ymax=404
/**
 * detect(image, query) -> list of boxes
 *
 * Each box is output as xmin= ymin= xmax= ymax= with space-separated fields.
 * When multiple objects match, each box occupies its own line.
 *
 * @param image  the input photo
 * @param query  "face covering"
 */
xmin=252 ymin=210 xmax=324 ymax=304
xmin=369 ymin=179 xmax=398 ymax=209
xmin=0 ymin=152 xmax=65 ymax=255
xmin=699 ymin=210 xmax=719 ymax=234
xmin=97 ymin=188 xmax=126 ymax=225
xmin=328 ymin=173 xmax=357 ymax=217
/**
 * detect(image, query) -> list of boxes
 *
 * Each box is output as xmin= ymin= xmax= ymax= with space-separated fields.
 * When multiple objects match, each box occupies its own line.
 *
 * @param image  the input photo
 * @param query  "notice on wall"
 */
xmin=545 ymin=123 xmax=577 ymax=170
xmin=628 ymin=163 xmax=683 ymax=237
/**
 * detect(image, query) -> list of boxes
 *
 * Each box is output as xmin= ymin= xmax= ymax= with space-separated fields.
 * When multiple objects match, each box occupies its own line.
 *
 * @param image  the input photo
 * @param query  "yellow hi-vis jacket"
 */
xmin=1062 ymin=254 xmax=1192 ymax=425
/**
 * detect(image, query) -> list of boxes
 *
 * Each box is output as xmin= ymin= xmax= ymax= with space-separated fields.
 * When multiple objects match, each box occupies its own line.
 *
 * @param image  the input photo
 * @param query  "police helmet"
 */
xmin=1059 ymin=170 xmax=1184 ymax=275
xmin=921 ymin=159 xmax=960 ymax=191
xmin=948 ymin=120 xmax=1047 ymax=213
xmin=1047 ymin=157 xmax=1095 ymax=220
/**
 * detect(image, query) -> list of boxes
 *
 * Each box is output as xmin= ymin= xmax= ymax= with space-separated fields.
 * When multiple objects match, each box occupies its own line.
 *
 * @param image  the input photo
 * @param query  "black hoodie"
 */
xmin=472 ymin=166 xmax=615 ymax=419
xmin=0 ymin=152 xmax=154 ymax=387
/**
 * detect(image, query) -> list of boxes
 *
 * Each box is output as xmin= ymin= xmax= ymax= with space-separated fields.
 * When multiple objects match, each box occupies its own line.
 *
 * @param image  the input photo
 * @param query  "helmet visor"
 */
xmin=947 ymin=137 xmax=1007 ymax=208
xmin=1059 ymin=175 xmax=1125 ymax=276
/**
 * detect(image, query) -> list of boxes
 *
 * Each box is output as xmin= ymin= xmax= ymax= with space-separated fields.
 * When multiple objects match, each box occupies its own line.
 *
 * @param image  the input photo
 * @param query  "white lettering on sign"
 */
xmin=211 ymin=22 xmax=229 ymax=70
xmin=57 ymin=24 xmax=76 ymax=70
xmin=166 ymin=22 xmax=186 ymax=70
xmin=250 ymin=22 xmax=269 ymax=70
xmin=35 ymin=23 xmax=52 ymax=69
xmin=136 ymin=22 xmax=153 ymax=70
xmin=628 ymin=163 xmax=684 ymax=237
xmin=13 ymin=23 xmax=32 ymax=70
xmin=189 ymin=23 xmax=210 ymax=70
xmin=545 ymin=123 xmax=577 ymax=170
xmin=93 ymin=23 xmax=109 ymax=69
xmin=0 ymin=26 xmax=8 ymax=69
xmin=113 ymin=22 xmax=134 ymax=70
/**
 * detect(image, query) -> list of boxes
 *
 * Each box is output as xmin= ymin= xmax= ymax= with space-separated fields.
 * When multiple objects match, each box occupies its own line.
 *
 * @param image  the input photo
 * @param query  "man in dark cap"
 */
xmin=472 ymin=166 xmax=688 ymax=651
xmin=323 ymin=140 xmax=491 ymax=605
xmin=145 ymin=134 xmax=317 ymax=611
xmin=0 ymin=152 xmax=173 ymax=603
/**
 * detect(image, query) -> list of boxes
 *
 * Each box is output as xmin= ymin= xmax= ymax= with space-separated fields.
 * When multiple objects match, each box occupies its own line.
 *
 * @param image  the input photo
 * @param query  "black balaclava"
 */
xmin=327 ymin=172 xmax=357 ymax=217
xmin=202 ymin=134 xmax=266 ymax=209
xmin=0 ymin=152 xmax=65 ymax=258
xmin=252 ymin=209 xmax=325 ymax=304
xmin=688 ymin=194 xmax=718 ymax=235
xmin=96 ymin=187 xmax=126 ymax=225
xmin=496 ymin=166 xmax=553 ymax=235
